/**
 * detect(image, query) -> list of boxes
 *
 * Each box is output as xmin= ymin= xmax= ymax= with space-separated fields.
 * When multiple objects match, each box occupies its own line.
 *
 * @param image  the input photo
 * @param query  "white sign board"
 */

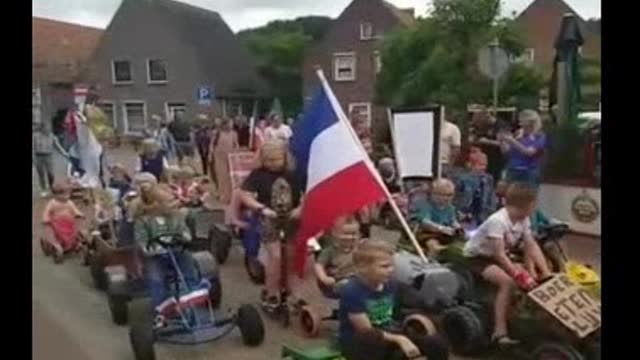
xmin=389 ymin=107 xmax=441 ymax=178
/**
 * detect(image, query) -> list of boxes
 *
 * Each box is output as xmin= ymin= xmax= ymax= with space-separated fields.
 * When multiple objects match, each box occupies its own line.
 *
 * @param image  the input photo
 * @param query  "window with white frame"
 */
xmin=147 ymin=59 xmax=168 ymax=84
xmin=511 ymin=48 xmax=535 ymax=65
xmin=373 ymin=51 xmax=382 ymax=74
xmin=348 ymin=102 xmax=372 ymax=128
xmin=360 ymin=22 xmax=374 ymax=40
xmin=166 ymin=102 xmax=186 ymax=122
xmin=123 ymin=102 xmax=146 ymax=134
xmin=112 ymin=60 xmax=133 ymax=84
xmin=333 ymin=53 xmax=356 ymax=82
xmin=97 ymin=101 xmax=116 ymax=129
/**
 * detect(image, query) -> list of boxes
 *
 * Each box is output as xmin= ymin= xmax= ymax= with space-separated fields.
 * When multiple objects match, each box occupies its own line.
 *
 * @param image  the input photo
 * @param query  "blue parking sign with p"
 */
xmin=197 ymin=86 xmax=213 ymax=106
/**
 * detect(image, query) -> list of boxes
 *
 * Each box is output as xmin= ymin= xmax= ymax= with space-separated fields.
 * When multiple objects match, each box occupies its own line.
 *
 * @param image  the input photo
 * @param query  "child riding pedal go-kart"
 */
xmin=124 ymin=184 xmax=264 ymax=360
xmin=237 ymin=140 xmax=305 ymax=326
xmin=300 ymin=216 xmax=360 ymax=337
xmin=440 ymin=183 xmax=600 ymax=359
xmin=40 ymin=182 xmax=87 ymax=264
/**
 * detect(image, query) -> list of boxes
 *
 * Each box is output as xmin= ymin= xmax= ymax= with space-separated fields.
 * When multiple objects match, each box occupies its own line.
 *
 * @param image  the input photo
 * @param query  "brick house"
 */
xmin=302 ymin=0 xmax=414 ymax=140
xmin=32 ymin=17 xmax=103 ymax=130
xmin=82 ymin=0 xmax=269 ymax=136
xmin=514 ymin=0 xmax=601 ymax=69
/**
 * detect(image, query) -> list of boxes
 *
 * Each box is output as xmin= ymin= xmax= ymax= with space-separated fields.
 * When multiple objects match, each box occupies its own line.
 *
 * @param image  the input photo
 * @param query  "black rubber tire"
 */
xmin=90 ymin=254 xmax=107 ymax=291
xmin=531 ymin=342 xmax=583 ymax=360
xmin=209 ymin=227 xmax=232 ymax=265
xmin=442 ymin=305 xmax=486 ymax=356
xmin=209 ymin=277 xmax=222 ymax=309
xmin=129 ymin=299 xmax=155 ymax=360
xmin=244 ymin=255 xmax=265 ymax=285
xmin=107 ymin=292 xmax=129 ymax=325
xmin=584 ymin=341 xmax=600 ymax=360
xmin=237 ymin=304 xmax=265 ymax=346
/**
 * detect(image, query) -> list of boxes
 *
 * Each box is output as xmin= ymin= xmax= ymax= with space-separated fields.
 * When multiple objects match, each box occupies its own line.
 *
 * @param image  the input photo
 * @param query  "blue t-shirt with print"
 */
xmin=338 ymin=276 xmax=397 ymax=348
xmin=415 ymin=200 xmax=457 ymax=227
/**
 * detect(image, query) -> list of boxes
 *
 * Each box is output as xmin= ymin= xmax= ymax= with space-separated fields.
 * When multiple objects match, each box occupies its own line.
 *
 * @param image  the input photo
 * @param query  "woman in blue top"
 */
xmin=500 ymin=110 xmax=546 ymax=187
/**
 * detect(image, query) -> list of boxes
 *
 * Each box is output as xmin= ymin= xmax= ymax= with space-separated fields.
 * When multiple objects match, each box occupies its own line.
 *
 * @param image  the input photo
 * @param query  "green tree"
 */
xmin=239 ymin=17 xmax=331 ymax=117
xmin=376 ymin=0 xmax=544 ymax=120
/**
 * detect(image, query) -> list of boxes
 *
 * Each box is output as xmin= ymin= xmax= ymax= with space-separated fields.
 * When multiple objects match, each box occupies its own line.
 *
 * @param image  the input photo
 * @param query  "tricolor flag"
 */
xmin=290 ymin=70 xmax=387 ymax=277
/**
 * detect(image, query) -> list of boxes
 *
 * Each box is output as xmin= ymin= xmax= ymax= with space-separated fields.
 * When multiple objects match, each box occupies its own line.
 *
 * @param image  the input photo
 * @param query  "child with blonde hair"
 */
xmin=339 ymin=240 xmax=448 ymax=360
xmin=238 ymin=140 xmax=303 ymax=312
xmin=464 ymin=183 xmax=552 ymax=346
xmin=315 ymin=216 xmax=361 ymax=297
xmin=42 ymin=182 xmax=86 ymax=262
xmin=137 ymin=138 xmax=169 ymax=182
xmin=134 ymin=184 xmax=205 ymax=328
xmin=414 ymin=178 xmax=462 ymax=254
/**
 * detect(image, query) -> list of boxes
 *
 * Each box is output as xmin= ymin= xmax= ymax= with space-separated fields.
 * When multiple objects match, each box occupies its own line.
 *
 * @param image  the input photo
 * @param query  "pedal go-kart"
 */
xmin=441 ymin=263 xmax=601 ymax=360
xmin=282 ymin=344 xmax=345 ymax=360
xmin=186 ymin=206 xmax=233 ymax=265
xmin=104 ymin=235 xmax=222 ymax=326
xmin=39 ymin=217 xmax=88 ymax=264
xmin=128 ymin=235 xmax=265 ymax=360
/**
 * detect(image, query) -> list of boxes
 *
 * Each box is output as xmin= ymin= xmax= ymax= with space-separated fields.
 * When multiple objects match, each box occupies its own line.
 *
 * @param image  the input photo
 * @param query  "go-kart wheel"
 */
xmin=585 ymin=341 xmax=600 ymax=360
xmin=237 ymin=304 xmax=265 ymax=346
xmin=300 ymin=305 xmax=321 ymax=338
xmin=129 ymin=299 xmax=155 ymax=360
xmin=402 ymin=313 xmax=438 ymax=338
xmin=531 ymin=342 xmax=582 ymax=360
xmin=244 ymin=255 xmax=265 ymax=285
xmin=209 ymin=226 xmax=232 ymax=265
xmin=192 ymin=251 xmax=219 ymax=280
xmin=40 ymin=238 xmax=51 ymax=257
xmin=107 ymin=291 xmax=129 ymax=325
xmin=90 ymin=254 xmax=107 ymax=291
xmin=441 ymin=305 xmax=486 ymax=356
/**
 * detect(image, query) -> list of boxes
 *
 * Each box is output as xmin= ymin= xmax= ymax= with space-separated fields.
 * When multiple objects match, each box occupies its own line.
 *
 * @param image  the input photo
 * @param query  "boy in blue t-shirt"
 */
xmin=339 ymin=240 xmax=448 ymax=360
xmin=414 ymin=179 xmax=462 ymax=255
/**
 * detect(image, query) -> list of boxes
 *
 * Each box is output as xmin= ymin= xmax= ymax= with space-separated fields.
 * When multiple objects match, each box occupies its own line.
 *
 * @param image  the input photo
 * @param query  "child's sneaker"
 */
xmin=153 ymin=314 xmax=167 ymax=329
xmin=290 ymin=298 xmax=308 ymax=316
xmin=261 ymin=295 xmax=280 ymax=314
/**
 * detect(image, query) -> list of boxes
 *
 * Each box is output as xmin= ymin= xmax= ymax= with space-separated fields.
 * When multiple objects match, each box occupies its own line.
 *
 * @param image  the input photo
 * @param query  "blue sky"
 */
xmin=33 ymin=0 xmax=601 ymax=33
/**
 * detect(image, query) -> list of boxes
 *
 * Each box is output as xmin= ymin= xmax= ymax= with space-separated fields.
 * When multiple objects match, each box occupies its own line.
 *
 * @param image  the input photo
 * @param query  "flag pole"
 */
xmin=315 ymin=68 xmax=429 ymax=263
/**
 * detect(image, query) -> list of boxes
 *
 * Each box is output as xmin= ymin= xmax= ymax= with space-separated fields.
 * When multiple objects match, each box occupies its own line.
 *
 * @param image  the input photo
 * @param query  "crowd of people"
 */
xmin=35 ymin=103 xmax=559 ymax=360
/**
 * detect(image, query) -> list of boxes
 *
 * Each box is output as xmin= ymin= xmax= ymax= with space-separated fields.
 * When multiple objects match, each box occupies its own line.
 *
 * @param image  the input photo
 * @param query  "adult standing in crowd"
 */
xmin=264 ymin=114 xmax=293 ymax=143
xmin=440 ymin=117 xmax=462 ymax=177
xmin=156 ymin=115 xmax=177 ymax=164
xmin=207 ymin=117 xmax=223 ymax=186
xmin=252 ymin=117 xmax=268 ymax=152
xmin=194 ymin=114 xmax=212 ymax=176
xmin=33 ymin=122 xmax=67 ymax=197
xmin=213 ymin=118 xmax=239 ymax=203
xmin=468 ymin=107 xmax=506 ymax=182
xmin=500 ymin=109 xmax=547 ymax=186
xmin=168 ymin=111 xmax=194 ymax=166
xmin=235 ymin=115 xmax=251 ymax=148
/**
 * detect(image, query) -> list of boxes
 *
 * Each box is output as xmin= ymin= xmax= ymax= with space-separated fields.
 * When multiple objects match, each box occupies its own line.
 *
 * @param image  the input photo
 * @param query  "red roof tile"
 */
xmin=32 ymin=17 xmax=104 ymax=84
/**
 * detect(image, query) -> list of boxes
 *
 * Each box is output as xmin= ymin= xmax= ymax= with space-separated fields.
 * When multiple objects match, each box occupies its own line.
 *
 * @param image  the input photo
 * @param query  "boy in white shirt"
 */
xmin=463 ymin=183 xmax=551 ymax=347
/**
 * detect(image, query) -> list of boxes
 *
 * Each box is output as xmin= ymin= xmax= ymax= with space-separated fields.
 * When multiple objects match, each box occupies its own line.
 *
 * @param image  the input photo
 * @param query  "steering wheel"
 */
xmin=149 ymin=233 xmax=188 ymax=249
